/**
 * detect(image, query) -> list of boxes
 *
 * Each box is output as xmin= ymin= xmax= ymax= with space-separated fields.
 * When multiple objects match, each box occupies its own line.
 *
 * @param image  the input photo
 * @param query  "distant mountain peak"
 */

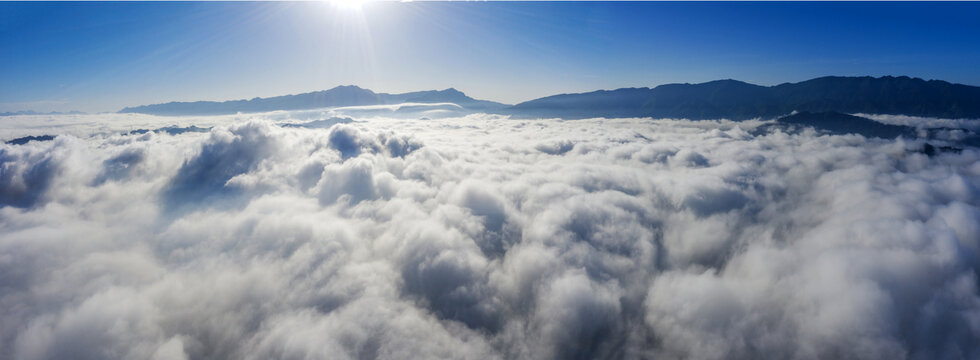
xmin=705 ymin=79 xmax=751 ymax=85
xmin=323 ymin=85 xmax=375 ymax=94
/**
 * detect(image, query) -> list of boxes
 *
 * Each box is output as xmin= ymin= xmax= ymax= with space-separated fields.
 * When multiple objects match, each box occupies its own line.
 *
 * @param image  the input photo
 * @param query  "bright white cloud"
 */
xmin=1 ymin=113 xmax=978 ymax=359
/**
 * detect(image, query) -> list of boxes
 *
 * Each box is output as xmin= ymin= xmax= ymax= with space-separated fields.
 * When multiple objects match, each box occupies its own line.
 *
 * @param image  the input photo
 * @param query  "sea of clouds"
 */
xmin=1 ymin=111 xmax=979 ymax=360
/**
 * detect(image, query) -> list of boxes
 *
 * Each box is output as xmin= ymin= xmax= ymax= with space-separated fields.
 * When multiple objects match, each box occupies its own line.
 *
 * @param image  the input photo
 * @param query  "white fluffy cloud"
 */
xmin=1 ymin=114 xmax=979 ymax=359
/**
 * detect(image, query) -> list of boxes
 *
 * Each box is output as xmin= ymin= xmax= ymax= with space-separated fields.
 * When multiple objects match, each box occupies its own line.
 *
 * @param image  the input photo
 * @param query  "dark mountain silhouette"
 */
xmin=5 ymin=135 xmax=56 ymax=145
xmin=119 ymin=86 xmax=507 ymax=116
xmin=510 ymin=76 xmax=980 ymax=120
xmin=508 ymin=88 xmax=656 ymax=119
xmin=751 ymin=111 xmax=980 ymax=153
xmin=754 ymin=111 xmax=915 ymax=138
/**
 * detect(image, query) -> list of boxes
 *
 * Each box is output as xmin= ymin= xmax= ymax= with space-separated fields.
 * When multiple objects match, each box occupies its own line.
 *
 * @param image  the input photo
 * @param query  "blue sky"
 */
xmin=3 ymin=1 xmax=980 ymax=112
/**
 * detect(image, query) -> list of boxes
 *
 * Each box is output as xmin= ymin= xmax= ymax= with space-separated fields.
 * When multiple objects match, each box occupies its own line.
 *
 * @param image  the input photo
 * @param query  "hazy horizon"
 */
xmin=9 ymin=74 xmax=980 ymax=115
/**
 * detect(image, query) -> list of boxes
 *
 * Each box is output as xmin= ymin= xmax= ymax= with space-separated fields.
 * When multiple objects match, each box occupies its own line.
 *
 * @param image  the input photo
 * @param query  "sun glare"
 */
xmin=329 ymin=0 xmax=366 ymax=11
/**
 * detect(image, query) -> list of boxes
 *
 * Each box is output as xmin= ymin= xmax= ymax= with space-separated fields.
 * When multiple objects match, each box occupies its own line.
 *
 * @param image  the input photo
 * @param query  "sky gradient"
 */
xmin=3 ymin=1 xmax=980 ymax=113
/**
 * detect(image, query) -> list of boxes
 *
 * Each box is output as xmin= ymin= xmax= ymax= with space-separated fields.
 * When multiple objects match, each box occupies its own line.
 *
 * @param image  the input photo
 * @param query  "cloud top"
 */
xmin=1 ymin=114 xmax=978 ymax=359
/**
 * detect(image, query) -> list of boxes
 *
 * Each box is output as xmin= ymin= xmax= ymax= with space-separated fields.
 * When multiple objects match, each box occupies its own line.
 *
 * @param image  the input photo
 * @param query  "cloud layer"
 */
xmin=1 ymin=114 xmax=979 ymax=359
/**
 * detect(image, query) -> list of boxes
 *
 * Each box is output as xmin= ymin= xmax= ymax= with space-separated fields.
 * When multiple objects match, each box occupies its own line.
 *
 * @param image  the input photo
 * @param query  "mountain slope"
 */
xmin=508 ymin=88 xmax=655 ymax=119
xmin=769 ymin=76 xmax=980 ymax=118
xmin=119 ymin=86 xmax=508 ymax=116
xmin=511 ymin=76 xmax=980 ymax=120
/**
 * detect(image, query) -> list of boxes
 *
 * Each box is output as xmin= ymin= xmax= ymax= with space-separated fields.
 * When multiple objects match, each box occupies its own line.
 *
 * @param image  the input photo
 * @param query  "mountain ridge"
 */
xmin=512 ymin=75 xmax=980 ymax=120
xmin=119 ymin=85 xmax=508 ymax=116
xmin=117 ymin=76 xmax=980 ymax=119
